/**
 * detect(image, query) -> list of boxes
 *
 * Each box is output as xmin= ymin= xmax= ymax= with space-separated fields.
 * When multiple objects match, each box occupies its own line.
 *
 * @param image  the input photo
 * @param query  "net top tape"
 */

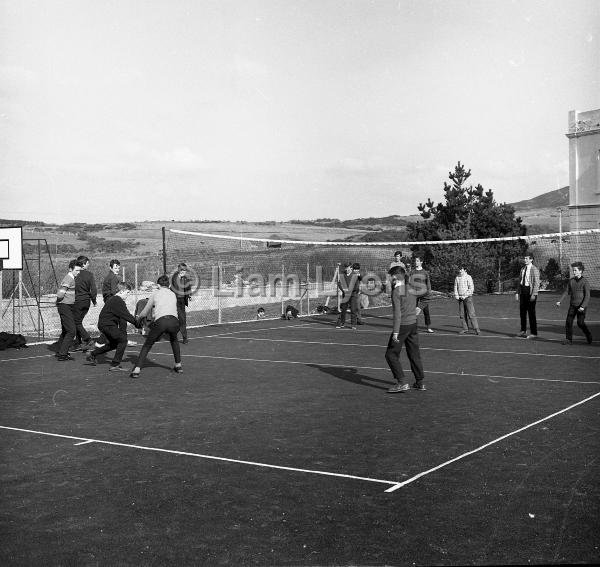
xmin=168 ymin=228 xmax=600 ymax=247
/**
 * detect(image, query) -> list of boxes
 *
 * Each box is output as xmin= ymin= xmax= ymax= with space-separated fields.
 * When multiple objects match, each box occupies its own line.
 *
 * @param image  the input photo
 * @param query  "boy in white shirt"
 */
xmin=130 ymin=275 xmax=182 ymax=378
xmin=453 ymin=267 xmax=481 ymax=335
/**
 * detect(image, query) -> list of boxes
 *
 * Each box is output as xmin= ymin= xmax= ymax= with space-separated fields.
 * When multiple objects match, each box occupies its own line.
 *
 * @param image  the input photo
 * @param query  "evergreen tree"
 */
xmin=408 ymin=161 xmax=525 ymax=240
xmin=407 ymin=162 xmax=527 ymax=292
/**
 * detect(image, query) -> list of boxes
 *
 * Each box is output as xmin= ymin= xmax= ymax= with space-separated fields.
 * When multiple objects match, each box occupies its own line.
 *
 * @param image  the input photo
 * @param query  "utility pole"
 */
xmin=556 ymin=207 xmax=564 ymax=268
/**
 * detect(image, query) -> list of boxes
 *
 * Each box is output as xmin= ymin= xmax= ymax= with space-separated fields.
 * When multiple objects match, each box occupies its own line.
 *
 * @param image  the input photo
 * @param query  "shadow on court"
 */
xmin=306 ymin=363 xmax=391 ymax=390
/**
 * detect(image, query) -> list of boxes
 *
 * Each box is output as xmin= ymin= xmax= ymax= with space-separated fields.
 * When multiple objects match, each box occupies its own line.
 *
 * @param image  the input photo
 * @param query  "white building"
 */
xmin=566 ymin=108 xmax=600 ymax=230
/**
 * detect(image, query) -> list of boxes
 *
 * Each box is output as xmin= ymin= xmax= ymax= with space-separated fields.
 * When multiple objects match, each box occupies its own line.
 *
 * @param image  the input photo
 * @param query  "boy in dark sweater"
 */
xmin=409 ymin=256 xmax=434 ymax=333
xmin=336 ymin=263 xmax=362 ymax=329
xmin=72 ymin=255 xmax=98 ymax=350
xmin=385 ymin=265 xmax=425 ymax=393
xmin=86 ymin=282 xmax=139 ymax=370
xmin=556 ymin=261 xmax=593 ymax=345
xmin=170 ymin=262 xmax=193 ymax=343
xmin=102 ymin=259 xmax=121 ymax=302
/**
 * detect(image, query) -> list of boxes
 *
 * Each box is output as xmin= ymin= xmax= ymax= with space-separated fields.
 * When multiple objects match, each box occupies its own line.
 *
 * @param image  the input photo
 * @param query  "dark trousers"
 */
xmin=338 ymin=296 xmax=359 ymax=326
xmin=57 ymin=303 xmax=76 ymax=356
xmin=566 ymin=305 xmax=592 ymax=341
xmin=73 ymin=300 xmax=91 ymax=343
xmin=92 ymin=325 xmax=128 ymax=365
xmin=135 ymin=315 xmax=181 ymax=368
xmin=177 ymin=301 xmax=187 ymax=340
xmin=519 ymin=287 xmax=537 ymax=334
xmin=417 ymin=298 xmax=431 ymax=326
xmin=385 ymin=323 xmax=425 ymax=386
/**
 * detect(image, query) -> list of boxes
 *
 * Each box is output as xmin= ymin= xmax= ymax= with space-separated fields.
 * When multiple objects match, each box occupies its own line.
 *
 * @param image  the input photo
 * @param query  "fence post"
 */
xmin=162 ymin=227 xmax=167 ymax=275
xmin=134 ymin=263 xmax=139 ymax=307
xmin=217 ymin=262 xmax=222 ymax=324
xmin=336 ymin=263 xmax=341 ymax=312
xmin=37 ymin=240 xmax=41 ymax=340
xmin=307 ymin=262 xmax=310 ymax=315
xmin=18 ymin=271 xmax=23 ymax=335
xmin=281 ymin=263 xmax=285 ymax=315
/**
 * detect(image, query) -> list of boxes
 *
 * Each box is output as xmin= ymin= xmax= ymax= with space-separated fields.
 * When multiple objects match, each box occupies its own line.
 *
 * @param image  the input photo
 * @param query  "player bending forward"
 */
xmin=130 ymin=275 xmax=182 ymax=379
xmin=385 ymin=265 xmax=426 ymax=393
xmin=85 ymin=282 xmax=140 ymax=371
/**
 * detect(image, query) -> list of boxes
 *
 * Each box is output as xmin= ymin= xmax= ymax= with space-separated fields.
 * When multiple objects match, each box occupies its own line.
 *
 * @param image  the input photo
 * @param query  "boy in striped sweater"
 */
xmin=55 ymin=259 xmax=84 ymax=361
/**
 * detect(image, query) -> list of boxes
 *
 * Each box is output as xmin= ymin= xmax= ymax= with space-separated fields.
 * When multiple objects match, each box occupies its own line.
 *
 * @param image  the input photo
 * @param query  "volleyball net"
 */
xmin=163 ymin=228 xmax=600 ymax=325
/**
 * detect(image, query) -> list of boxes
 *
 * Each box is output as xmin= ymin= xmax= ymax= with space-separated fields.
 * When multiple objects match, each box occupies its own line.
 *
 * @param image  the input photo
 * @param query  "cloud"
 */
xmin=115 ymin=142 xmax=208 ymax=172
xmin=0 ymin=65 xmax=38 ymax=95
xmin=335 ymin=156 xmax=391 ymax=173
xmin=153 ymin=146 xmax=208 ymax=172
xmin=234 ymin=55 xmax=269 ymax=80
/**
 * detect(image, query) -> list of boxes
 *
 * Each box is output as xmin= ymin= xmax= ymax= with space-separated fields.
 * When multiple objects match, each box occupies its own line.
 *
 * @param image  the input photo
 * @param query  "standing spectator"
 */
xmin=454 ymin=267 xmax=481 ymax=335
xmin=336 ymin=263 xmax=361 ymax=330
xmin=385 ymin=265 xmax=426 ymax=393
xmin=390 ymin=250 xmax=406 ymax=271
xmin=171 ymin=263 xmax=193 ymax=344
xmin=350 ymin=263 xmax=363 ymax=327
xmin=72 ymin=255 xmax=97 ymax=351
xmin=85 ymin=282 xmax=139 ymax=371
xmin=386 ymin=250 xmax=406 ymax=295
xmin=55 ymin=259 xmax=83 ymax=361
xmin=102 ymin=259 xmax=121 ymax=302
xmin=355 ymin=264 xmax=365 ymax=325
xmin=410 ymin=256 xmax=434 ymax=333
xmin=516 ymin=253 xmax=540 ymax=339
xmin=556 ymin=261 xmax=593 ymax=345
xmin=336 ymin=263 xmax=353 ymax=329
xmin=130 ymin=275 xmax=182 ymax=379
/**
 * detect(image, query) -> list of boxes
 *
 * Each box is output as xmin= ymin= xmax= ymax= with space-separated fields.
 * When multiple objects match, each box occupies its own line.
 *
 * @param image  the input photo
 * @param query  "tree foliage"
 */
xmin=408 ymin=161 xmax=526 ymax=240
xmin=406 ymin=162 xmax=528 ymax=292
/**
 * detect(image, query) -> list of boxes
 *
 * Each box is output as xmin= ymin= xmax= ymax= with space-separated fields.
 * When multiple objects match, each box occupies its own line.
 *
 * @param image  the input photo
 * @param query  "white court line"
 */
xmin=3 ymin=391 xmax=599 ymax=494
xmin=0 ymin=354 xmax=54 ymax=363
xmin=0 ymin=325 xmax=313 ymax=364
xmin=74 ymin=440 xmax=95 ymax=446
xmin=232 ymin=319 xmax=589 ymax=346
xmin=384 ymin=390 xmax=600 ymax=492
xmin=187 ymin=322 xmax=315 ymax=342
xmin=0 ymin=425 xmax=398 ymax=491
xmin=151 ymin=352 xmax=600 ymax=385
xmin=360 ymin=312 xmax=600 ymax=324
xmin=208 ymin=336 xmax=600 ymax=360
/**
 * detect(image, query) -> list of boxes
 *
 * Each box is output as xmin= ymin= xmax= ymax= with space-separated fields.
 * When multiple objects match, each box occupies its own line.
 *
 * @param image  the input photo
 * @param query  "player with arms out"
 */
xmin=385 ymin=265 xmax=426 ymax=393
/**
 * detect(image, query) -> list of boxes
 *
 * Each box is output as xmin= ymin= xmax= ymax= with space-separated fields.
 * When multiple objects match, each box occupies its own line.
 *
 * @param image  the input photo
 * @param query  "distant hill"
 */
xmin=508 ymin=187 xmax=570 ymax=233
xmin=3 ymin=188 xmax=570 ymax=241
xmin=509 ymin=187 xmax=569 ymax=210
xmin=290 ymin=214 xmax=420 ymax=231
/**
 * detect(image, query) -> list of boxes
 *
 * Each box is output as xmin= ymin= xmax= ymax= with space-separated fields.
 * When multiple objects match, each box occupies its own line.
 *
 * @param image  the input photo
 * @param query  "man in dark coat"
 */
xmin=86 ymin=282 xmax=139 ymax=371
xmin=170 ymin=263 xmax=193 ymax=344
xmin=72 ymin=255 xmax=97 ymax=351
xmin=102 ymin=259 xmax=121 ymax=302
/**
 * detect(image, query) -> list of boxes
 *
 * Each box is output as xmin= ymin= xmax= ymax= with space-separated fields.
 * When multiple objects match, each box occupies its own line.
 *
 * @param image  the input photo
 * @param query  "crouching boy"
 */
xmin=86 ymin=282 xmax=139 ymax=371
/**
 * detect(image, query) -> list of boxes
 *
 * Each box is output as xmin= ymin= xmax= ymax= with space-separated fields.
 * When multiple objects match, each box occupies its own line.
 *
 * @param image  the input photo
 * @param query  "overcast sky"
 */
xmin=1 ymin=0 xmax=598 ymax=223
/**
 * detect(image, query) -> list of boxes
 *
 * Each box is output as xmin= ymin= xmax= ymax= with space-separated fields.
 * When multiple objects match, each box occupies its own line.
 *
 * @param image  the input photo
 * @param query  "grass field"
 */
xmin=23 ymin=221 xmax=373 ymax=257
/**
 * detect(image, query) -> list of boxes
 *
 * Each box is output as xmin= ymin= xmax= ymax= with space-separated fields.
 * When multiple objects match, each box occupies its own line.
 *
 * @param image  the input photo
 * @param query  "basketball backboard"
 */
xmin=0 ymin=227 xmax=23 ymax=270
